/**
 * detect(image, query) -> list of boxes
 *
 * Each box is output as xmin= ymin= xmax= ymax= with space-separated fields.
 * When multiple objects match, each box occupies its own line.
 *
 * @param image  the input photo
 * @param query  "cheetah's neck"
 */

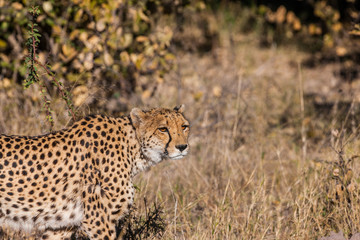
xmin=131 ymin=150 xmax=157 ymax=177
xmin=123 ymin=116 xmax=158 ymax=177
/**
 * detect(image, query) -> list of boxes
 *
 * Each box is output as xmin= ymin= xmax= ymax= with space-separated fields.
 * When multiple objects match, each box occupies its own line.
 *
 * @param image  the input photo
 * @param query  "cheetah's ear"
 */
xmin=174 ymin=104 xmax=185 ymax=113
xmin=130 ymin=108 xmax=147 ymax=128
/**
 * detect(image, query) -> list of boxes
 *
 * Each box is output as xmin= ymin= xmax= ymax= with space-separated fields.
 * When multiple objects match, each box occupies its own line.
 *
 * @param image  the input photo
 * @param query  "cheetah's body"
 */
xmin=0 ymin=106 xmax=190 ymax=239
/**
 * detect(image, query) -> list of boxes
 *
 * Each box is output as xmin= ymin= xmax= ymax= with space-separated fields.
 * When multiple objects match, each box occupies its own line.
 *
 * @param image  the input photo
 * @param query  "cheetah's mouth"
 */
xmin=160 ymin=148 xmax=188 ymax=161
xmin=168 ymin=152 xmax=188 ymax=160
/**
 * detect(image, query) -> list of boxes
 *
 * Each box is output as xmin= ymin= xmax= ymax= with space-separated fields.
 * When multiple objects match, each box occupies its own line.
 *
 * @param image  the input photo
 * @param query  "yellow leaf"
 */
xmin=11 ymin=2 xmax=23 ymax=10
xmin=74 ymin=9 xmax=84 ymax=23
xmin=0 ymin=39 xmax=7 ymax=49
xmin=193 ymin=91 xmax=203 ymax=101
xmin=315 ymin=26 xmax=322 ymax=35
xmin=196 ymin=1 xmax=206 ymax=10
xmin=120 ymin=33 xmax=133 ymax=48
xmin=323 ymin=34 xmax=334 ymax=48
xmin=104 ymin=52 xmax=114 ymax=66
xmin=308 ymin=24 xmax=322 ymax=35
xmin=120 ymin=51 xmax=130 ymax=65
xmin=86 ymin=35 xmax=100 ymax=49
xmin=293 ymin=18 xmax=301 ymax=31
xmin=37 ymin=15 xmax=46 ymax=22
xmin=73 ymin=85 xmax=89 ymax=107
xmin=308 ymin=24 xmax=318 ymax=35
xmin=333 ymin=11 xmax=340 ymax=22
xmin=332 ymin=22 xmax=342 ymax=32
xmin=275 ymin=5 xmax=286 ymax=24
xmin=72 ymin=59 xmax=83 ymax=70
xmin=53 ymin=25 xmax=62 ymax=36
xmin=349 ymin=30 xmax=360 ymax=36
xmin=336 ymin=46 xmax=347 ymax=56
xmin=135 ymin=58 xmax=143 ymax=70
xmin=148 ymin=58 xmax=158 ymax=70
xmin=157 ymin=27 xmax=173 ymax=46
xmin=138 ymin=9 xmax=150 ymax=22
xmin=42 ymin=2 xmax=53 ymax=13
xmin=136 ymin=36 xmax=148 ymax=42
xmin=130 ymin=53 xmax=138 ymax=63
xmin=94 ymin=57 xmax=103 ymax=66
xmin=83 ymin=52 xmax=94 ymax=70
xmin=87 ymin=21 xmax=95 ymax=30
xmin=67 ymin=73 xmax=80 ymax=82
xmin=79 ymin=32 xmax=88 ymax=42
xmin=165 ymin=53 xmax=175 ymax=61
xmin=69 ymin=30 xmax=80 ymax=40
xmin=62 ymin=44 xmax=75 ymax=57
xmin=144 ymin=45 xmax=154 ymax=57
xmin=52 ymin=63 xmax=61 ymax=71
xmin=286 ymin=11 xmax=295 ymax=24
xmin=96 ymin=19 xmax=106 ymax=32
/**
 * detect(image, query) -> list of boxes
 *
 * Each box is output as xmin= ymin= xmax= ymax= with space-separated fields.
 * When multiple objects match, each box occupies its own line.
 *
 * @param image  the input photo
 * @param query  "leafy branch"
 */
xmin=24 ymin=6 xmax=76 ymax=130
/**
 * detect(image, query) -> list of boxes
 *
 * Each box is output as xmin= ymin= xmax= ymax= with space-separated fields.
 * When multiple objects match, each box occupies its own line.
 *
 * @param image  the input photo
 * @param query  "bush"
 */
xmin=0 ymin=0 xmax=180 ymax=113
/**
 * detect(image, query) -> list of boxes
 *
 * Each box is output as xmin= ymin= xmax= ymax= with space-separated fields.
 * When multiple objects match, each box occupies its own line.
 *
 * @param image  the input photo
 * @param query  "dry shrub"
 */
xmin=117 ymin=199 xmax=166 ymax=240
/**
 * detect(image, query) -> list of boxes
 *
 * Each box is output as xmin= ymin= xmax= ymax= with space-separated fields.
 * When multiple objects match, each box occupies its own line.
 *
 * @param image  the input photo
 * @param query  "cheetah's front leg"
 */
xmin=81 ymin=190 xmax=120 ymax=240
xmin=40 ymin=228 xmax=75 ymax=240
xmin=81 ymin=209 xmax=118 ymax=240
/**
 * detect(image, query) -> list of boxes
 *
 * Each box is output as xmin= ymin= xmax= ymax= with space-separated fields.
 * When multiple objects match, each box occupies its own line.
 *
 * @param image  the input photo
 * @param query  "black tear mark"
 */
xmin=164 ymin=129 xmax=172 ymax=156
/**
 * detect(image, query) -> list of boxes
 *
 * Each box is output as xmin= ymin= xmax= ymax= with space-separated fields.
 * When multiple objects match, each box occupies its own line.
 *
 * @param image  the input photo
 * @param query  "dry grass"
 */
xmin=132 ymin=34 xmax=360 ymax=239
xmin=1 ymin=32 xmax=360 ymax=240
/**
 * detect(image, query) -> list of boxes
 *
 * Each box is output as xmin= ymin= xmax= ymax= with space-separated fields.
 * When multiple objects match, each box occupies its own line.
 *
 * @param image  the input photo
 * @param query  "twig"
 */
xmin=25 ymin=6 xmax=54 ymax=131
xmin=34 ymin=59 xmax=76 ymax=121
xmin=24 ymin=6 xmax=76 ymax=130
xmin=298 ymin=61 xmax=306 ymax=162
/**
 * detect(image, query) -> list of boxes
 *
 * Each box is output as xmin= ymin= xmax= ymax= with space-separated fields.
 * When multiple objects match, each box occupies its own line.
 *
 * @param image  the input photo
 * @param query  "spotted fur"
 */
xmin=0 ymin=106 xmax=190 ymax=240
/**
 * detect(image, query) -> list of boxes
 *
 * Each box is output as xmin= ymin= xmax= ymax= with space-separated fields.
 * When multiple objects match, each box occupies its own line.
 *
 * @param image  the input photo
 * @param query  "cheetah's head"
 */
xmin=130 ymin=105 xmax=190 ymax=163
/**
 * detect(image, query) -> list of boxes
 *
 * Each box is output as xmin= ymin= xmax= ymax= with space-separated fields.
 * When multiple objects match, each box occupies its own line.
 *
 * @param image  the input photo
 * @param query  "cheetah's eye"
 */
xmin=158 ymin=127 xmax=168 ymax=132
xmin=182 ymin=125 xmax=189 ymax=130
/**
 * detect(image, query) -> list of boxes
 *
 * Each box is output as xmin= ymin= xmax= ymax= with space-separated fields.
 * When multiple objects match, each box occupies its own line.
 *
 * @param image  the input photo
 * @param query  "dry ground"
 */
xmin=1 ymin=32 xmax=360 ymax=240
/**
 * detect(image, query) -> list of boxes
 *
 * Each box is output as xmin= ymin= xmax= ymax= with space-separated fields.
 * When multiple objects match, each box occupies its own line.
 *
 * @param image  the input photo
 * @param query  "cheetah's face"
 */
xmin=130 ymin=105 xmax=190 ymax=163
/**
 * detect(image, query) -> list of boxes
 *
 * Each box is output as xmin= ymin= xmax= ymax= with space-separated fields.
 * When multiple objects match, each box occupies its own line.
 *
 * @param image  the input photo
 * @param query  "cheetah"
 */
xmin=0 ymin=105 xmax=190 ymax=240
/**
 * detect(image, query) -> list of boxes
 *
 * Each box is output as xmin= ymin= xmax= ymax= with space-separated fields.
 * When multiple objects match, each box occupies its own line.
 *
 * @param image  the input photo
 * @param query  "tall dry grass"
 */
xmin=132 ymin=35 xmax=360 ymax=239
xmin=1 ymin=33 xmax=360 ymax=240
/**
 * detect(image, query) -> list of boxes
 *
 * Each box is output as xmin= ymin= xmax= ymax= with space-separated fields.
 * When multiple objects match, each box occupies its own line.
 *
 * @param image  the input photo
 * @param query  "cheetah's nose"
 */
xmin=175 ymin=144 xmax=188 ymax=152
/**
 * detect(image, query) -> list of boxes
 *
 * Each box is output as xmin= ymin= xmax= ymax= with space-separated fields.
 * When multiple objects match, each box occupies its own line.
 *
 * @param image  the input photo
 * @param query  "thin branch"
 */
xmin=34 ymin=58 xmax=76 ymax=121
